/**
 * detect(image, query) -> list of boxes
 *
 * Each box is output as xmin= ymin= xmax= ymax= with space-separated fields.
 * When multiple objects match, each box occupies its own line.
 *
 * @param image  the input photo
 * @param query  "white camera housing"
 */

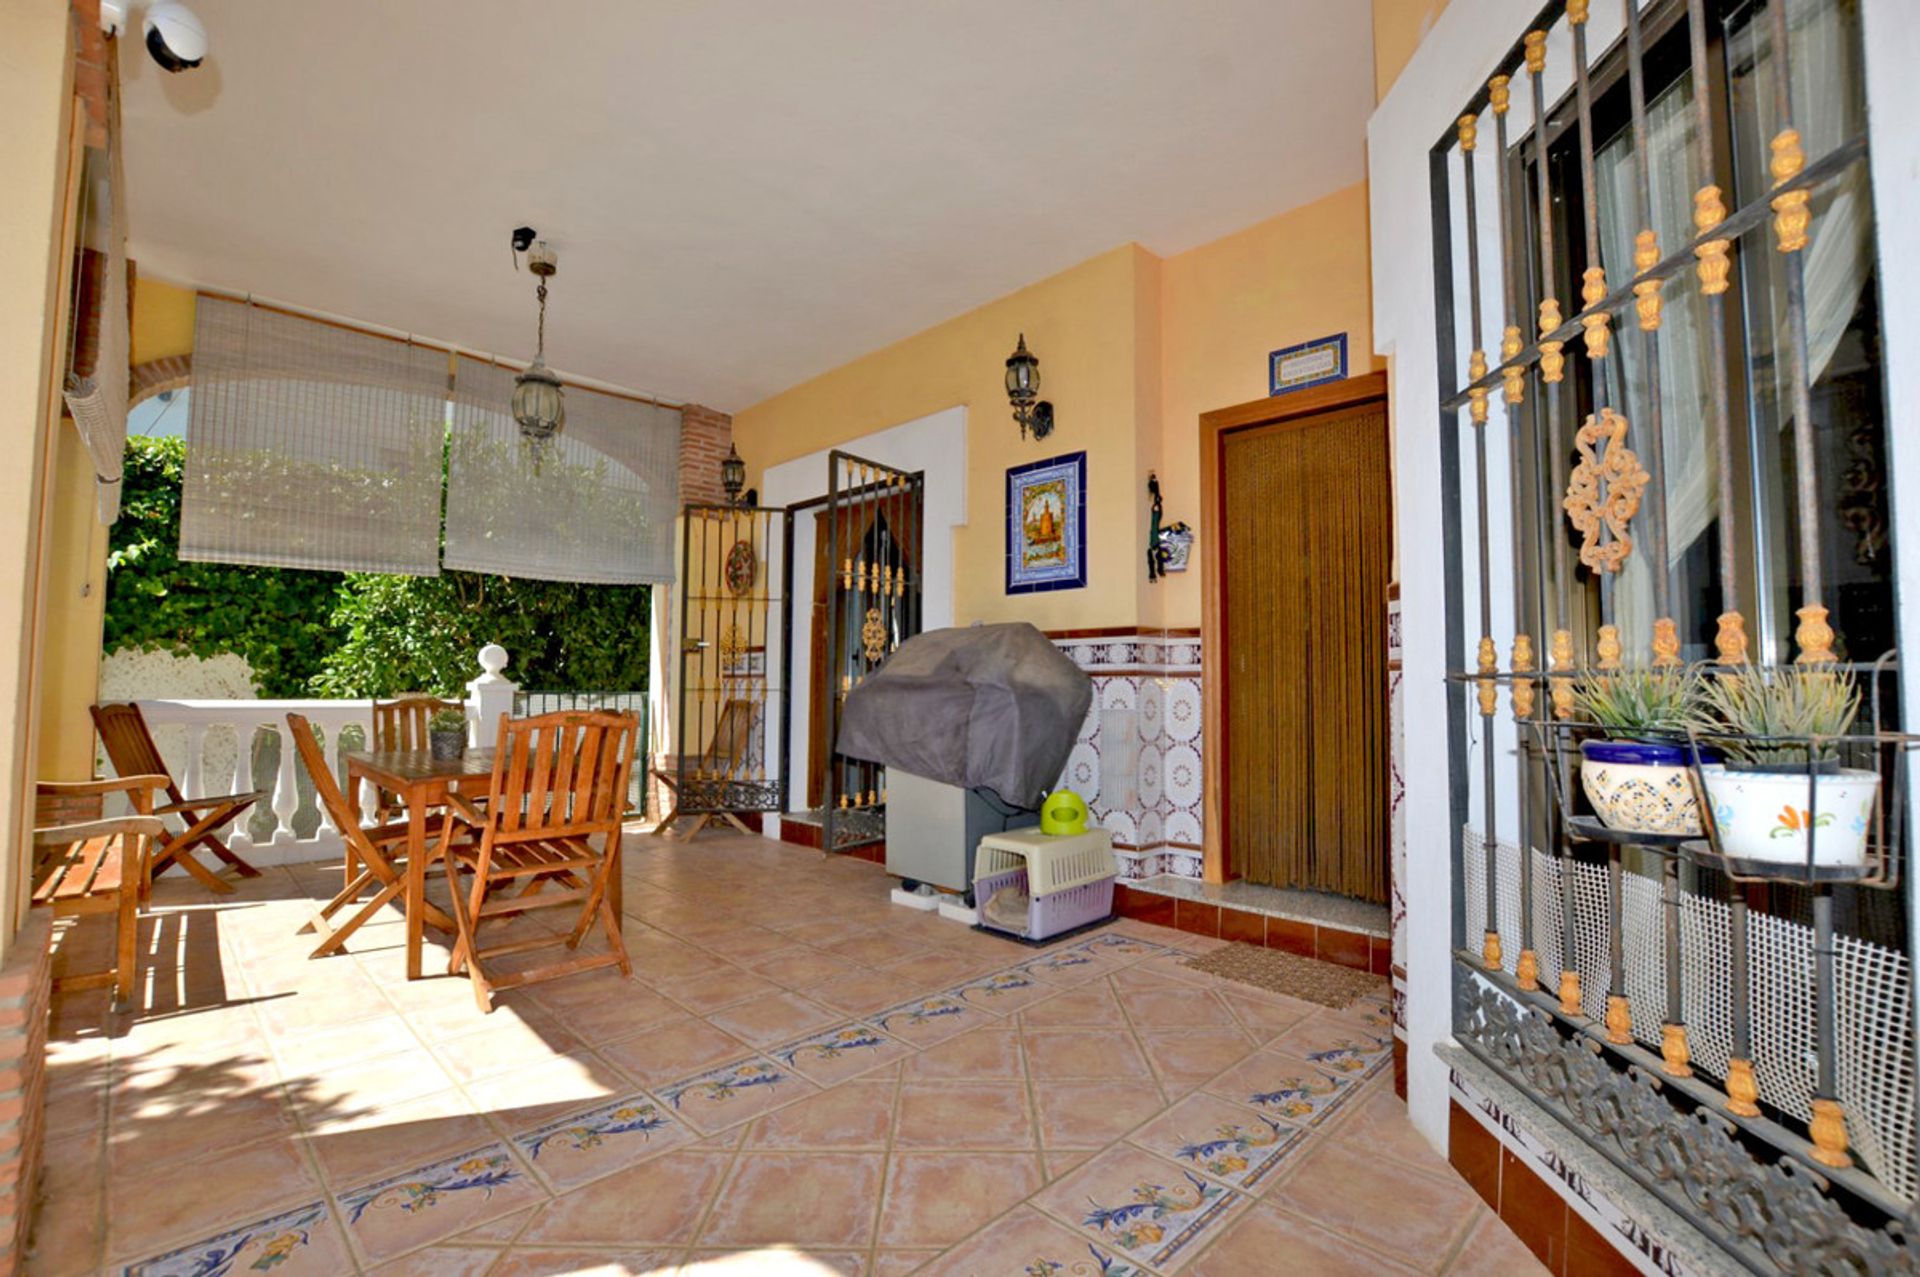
xmin=101 ymin=2 xmax=208 ymax=73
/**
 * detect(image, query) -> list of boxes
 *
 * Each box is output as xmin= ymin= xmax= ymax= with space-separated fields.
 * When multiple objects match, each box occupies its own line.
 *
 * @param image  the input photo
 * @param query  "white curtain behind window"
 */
xmin=443 ymin=355 xmax=680 ymax=583
xmin=179 ymin=295 xmax=450 ymax=575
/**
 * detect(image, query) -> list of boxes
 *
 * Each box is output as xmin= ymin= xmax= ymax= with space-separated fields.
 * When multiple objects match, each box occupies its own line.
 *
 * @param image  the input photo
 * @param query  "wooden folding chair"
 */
xmin=652 ymin=698 xmax=760 ymax=839
xmin=370 ymin=695 xmax=465 ymax=820
xmin=92 ymin=702 xmax=264 ymax=895
xmin=439 ymin=710 xmax=637 ymax=1012
xmin=287 ymin=712 xmax=459 ymax=959
xmin=33 ymin=777 xmax=168 ymax=1004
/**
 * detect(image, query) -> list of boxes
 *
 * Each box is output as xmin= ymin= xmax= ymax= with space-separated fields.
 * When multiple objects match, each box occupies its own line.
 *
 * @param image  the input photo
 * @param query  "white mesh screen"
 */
xmin=443 ymin=357 xmax=679 ymax=584
xmin=180 ymin=296 xmax=449 ymax=575
xmin=1464 ymin=824 xmax=1914 ymax=1201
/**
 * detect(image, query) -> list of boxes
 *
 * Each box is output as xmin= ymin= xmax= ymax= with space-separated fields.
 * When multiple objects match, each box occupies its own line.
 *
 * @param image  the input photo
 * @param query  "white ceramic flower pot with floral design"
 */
xmin=1578 ymin=741 xmax=1702 ymax=836
xmin=1698 ymin=764 xmax=1878 ymax=868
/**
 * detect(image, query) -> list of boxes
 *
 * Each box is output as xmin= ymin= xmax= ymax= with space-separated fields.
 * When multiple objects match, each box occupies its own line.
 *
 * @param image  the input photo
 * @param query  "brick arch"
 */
xmin=128 ymin=354 xmax=192 ymax=408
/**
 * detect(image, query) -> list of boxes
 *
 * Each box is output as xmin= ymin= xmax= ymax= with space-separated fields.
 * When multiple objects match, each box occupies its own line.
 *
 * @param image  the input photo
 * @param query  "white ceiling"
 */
xmin=121 ymin=1 xmax=1373 ymax=411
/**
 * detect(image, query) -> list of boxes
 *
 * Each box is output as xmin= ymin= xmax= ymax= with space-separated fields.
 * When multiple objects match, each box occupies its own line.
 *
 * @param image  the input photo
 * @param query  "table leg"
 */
xmin=406 ymin=790 xmax=427 ymax=981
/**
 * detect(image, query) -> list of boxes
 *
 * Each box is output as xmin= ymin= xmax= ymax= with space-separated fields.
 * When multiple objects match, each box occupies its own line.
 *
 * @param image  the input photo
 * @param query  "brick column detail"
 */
xmin=0 ymin=910 xmax=53 ymax=1273
xmin=679 ymin=404 xmax=733 ymax=506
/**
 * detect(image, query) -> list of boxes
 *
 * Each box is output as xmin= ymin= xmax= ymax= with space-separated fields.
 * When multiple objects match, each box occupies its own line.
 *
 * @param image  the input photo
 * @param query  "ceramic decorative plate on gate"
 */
xmin=725 ymin=538 xmax=757 ymax=595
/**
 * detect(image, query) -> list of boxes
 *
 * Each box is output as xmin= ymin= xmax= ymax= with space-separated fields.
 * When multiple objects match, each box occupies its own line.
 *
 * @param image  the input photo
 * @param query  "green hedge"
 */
xmin=106 ymin=436 xmax=650 ymax=699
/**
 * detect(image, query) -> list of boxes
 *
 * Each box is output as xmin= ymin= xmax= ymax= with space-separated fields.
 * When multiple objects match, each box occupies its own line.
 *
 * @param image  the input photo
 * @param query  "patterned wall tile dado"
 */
xmin=1050 ymin=629 xmax=1205 ymax=878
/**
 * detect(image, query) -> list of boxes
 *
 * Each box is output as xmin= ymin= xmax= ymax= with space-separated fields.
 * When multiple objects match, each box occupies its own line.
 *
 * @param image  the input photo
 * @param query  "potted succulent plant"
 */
xmin=1571 ymin=666 xmax=1705 ymax=836
xmin=428 ymin=707 xmax=469 ymax=760
xmin=1695 ymin=667 xmax=1877 ymax=869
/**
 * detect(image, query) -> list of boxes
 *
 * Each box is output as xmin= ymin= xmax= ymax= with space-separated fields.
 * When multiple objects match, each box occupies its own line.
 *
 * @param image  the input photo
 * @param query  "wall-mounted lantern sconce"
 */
xmin=721 ymin=442 xmax=748 ymax=505
xmin=1005 ymin=333 xmax=1054 ymax=440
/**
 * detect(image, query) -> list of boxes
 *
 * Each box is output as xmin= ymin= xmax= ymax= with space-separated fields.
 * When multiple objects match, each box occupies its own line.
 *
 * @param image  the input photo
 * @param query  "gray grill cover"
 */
xmin=837 ymin=623 xmax=1093 ymax=810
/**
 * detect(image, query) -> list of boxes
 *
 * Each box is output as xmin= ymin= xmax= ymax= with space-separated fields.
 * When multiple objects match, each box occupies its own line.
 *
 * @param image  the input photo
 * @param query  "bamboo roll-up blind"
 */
xmin=1224 ymin=406 xmax=1390 ymax=902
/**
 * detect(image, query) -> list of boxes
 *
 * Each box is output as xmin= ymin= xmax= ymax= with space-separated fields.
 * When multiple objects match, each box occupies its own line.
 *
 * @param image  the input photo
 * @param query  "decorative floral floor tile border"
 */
xmin=120 ymin=1199 xmax=349 ymax=1277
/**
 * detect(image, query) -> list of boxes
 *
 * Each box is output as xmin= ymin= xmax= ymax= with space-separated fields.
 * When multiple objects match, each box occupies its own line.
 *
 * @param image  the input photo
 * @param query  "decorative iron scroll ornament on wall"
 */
xmin=1453 ymin=973 xmax=1920 ymax=1276
xmin=861 ymin=607 xmax=887 ymax=664
xmin=1563 ymin=407 xmax=1650 ymax=575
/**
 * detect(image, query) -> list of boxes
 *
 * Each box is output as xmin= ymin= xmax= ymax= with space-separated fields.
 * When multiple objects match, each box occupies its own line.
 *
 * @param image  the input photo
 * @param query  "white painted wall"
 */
xmin=1368 ymin=0 xmax=1918 ymax=1153
xmin=758 ymin=406 xmax=969 ymax=818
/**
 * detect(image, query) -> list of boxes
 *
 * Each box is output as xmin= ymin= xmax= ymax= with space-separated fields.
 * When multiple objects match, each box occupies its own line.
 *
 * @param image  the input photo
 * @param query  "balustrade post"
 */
xmin=467 ymin=644 xmax=518 ymax=746
xmin=270 ymin=719 xmax=299 ymax=845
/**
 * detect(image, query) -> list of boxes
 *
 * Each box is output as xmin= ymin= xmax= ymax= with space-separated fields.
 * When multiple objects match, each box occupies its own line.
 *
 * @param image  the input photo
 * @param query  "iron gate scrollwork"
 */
xmin=670 ymin=502 xmax=788 ymax=835
xmin=822 ymin=450 xmax=924 ymax=853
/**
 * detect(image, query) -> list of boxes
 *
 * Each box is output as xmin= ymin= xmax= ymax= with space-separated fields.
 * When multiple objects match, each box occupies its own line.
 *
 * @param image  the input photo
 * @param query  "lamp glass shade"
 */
xmin=721 ymin=444 xmax=747 ymax=502
xmin=1005 ymin=338 xmax=1038 ymax=401
xmin=512 ymin=358 xmax=566 ymax=441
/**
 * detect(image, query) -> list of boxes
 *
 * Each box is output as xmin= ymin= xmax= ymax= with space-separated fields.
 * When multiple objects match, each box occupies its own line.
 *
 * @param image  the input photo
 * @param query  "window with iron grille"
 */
xmin=1430 ymin=0 xmax=1915 ymax=1267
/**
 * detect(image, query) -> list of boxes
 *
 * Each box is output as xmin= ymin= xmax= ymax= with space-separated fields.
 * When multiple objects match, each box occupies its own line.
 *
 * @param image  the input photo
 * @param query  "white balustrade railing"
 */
xmin=116 ymin=645 xmax=520 ymax=869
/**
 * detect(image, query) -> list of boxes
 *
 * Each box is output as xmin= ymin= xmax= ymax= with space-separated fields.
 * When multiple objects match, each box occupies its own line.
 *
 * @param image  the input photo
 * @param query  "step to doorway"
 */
xmin=1115 ymin=874 xmax=1389 ymax=976
xmin=778 ymin=809 xmax=884 ymax=862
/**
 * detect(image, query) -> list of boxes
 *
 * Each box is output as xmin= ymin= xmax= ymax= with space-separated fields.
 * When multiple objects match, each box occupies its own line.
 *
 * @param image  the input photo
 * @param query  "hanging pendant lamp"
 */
xmin=512 ymin=239 xmax=565 ymax=447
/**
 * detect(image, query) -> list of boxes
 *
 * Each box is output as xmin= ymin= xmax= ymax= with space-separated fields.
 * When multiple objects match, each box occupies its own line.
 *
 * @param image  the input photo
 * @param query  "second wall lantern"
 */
xmin=1005 ymin=333 xmax=1055 ymax=440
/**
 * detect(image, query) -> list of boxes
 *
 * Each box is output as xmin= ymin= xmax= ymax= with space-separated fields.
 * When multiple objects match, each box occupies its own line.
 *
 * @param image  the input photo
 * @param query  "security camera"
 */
xmin=100 ymin=3 xmax=208 ymax=73
xmin=144 ymin=2 xmax=208 ymax=72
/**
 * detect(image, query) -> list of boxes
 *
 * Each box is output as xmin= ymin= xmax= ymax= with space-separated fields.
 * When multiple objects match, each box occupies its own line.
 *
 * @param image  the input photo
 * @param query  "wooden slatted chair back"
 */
xmin=91 ymin=702 xmax=187 ymax=806
xmin=485 ymin=710 xmax=638 ymax=842
xmin=286 ymin=713 xmax=379 ymax=857
xmin=372 ymin=696 xmax=465 ymax=753
xmin=703 ymin=699 xmax=759 ymax=775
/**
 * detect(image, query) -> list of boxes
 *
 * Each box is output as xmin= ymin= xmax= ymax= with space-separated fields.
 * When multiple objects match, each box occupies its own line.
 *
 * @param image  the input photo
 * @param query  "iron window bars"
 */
xmin=1431 ymin=0 xmax=1916 ymax=1269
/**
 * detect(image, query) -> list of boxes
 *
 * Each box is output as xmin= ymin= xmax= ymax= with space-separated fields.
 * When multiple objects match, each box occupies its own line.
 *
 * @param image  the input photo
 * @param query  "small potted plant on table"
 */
xmin=429 ymin=707 xmax=469 ymax=761
xmin=1572 ymin=666 xmax=1705 ymax=836
xmin=1695 ymin=667 xmax=1878 ymax=870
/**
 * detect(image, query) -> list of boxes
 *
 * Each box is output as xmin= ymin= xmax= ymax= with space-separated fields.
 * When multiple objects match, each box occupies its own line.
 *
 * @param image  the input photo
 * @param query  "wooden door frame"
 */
xmin=1199 ymin=371 xmax=1389 ymax=885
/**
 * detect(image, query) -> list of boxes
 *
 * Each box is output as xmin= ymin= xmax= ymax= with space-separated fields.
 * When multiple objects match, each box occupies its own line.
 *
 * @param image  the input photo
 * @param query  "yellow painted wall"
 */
xmin=732 ymin=244 xmax=1158 ymax=633
xmin=1373 ymin=0 xmax=1453 ymax=102
xmin=732 ymin=184 xmax=1380 ymax=636
xmin=1153 ymin=181 xmax=1381 ymax=627
xmin=131 ymin=275 xmax=194 ymax=365
xmin=38 ymin=429 xmax=107 ymax=780
xmin=0 ymin=0 xmax=79 ymax=945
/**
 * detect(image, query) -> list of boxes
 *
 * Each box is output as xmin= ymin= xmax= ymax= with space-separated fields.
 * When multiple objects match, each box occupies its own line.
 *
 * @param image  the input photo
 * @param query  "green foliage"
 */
xmin=1696 ymin=667 xmax=1861 ymax=764
xmin=105 ymin=434 xmax=650 ymax=699
xmin=1571 ymin=666 xmax=1701 ymax=737
xmin=107 ymin=436 xmax=342 ymax=697
xmin=428 ymin=708 xmax=467 ymax=733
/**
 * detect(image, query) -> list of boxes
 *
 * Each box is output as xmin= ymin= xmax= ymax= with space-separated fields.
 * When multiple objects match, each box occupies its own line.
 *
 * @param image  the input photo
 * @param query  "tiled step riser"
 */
xmin=1114 ymin=883 xmax=1390 ymax=976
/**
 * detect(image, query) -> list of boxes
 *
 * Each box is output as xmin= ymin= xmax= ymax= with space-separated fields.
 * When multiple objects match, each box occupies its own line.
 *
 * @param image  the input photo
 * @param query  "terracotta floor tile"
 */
xmin=1040 ymin=1146 xmax=1099 ymax=1182
xmin=774 ymin=1021 xmax=918 ymax=1086
xmin=1118 ymin=985 xmax=1242 ymax=1029
xmin=873 ymin=996 xmax=1000 ymax=1048
xmin=1449 ymin=1206 xmax=1553 ymax=1275
xmin=871 ymin=1249 xmax=945 ymax=1276
xmin=115 ymin=1198 xmax=354 ymax=1277
xmin=681 ymin=1248 xmax=866 ymax=1275
xmin=950 ymin=967 xmax=1058 ymax=1012
xmin=746 ymin=947 xmax=863 ymax=989
xmin=106 ymin=1137 xmax=324 ymax=1262
xmin=1341 ymin=1086 xmax=1457 ymax=1177
xmin=1217 ymin=989 xmax=1317 ymax=1040
xmin=429 ymin=1017 xmax=585 ymax=1087
xmin=894 ymin=1081 xmax=1037 ymax=1150
xmin=491 ymin=1248 xmax=680 ymax=1276
xmin=1137 ymin=1026 xmax=1260 ymax=1090
xmin=1203 ymin=1048 xmax=1362 ymax=1127
xmin=544 ymin=984 xmax=687 ymax=1044
xmin=811 ymin=969 xmax=929 ymax=1017
xmin=513 ymin=1092 xmax=696 ymax=1190
xmin=1032 ymin=1144 xmax=1249 ymax=1272
xmin=699 ymin=924 xmax=808 ymax=962
xmin=1021 ymin=1028 xmax=1155 ymax=1081
xmin=884 ymin=949 xmax=996 ymax=990
xmin=916 ymin=1204 xmax=1130 ymax=1277
xmin=106 ymin=1092 xmax=296 ymax=1178
xmin=304 ymin=1088 xmax=497 ymax=1189
xmin=745 ymin=1077 xmax=898 ymax=1150
xmin=877 ymin=1151 xmax=1044 ymax=1248
xmin=1264 ymin=1138 xmax=1483 ymax=1266
xmin=1270 ymin=1014 xmax=1395 ymax=1080
xmin=1016 ymin=949 xmax=1126 ymax=987
xmin=337 ymin=1143 xmax=548 ymax=1266
xmin=658 ymin=1057 xmax=822 ymax=1135
xmin=706 ymin=991 xmax=843 ymax=1048
xmin=656 ymin=967 xmax=788 ymax=1015
xmin=697 ymin=1151 xmax=887 ymax=1248
xmin=1186 ymin=1199 xmax=1423 ymax=1276
xmin=1126 ymin=1091 xmax=1308 ymax=1194
xmin=1017 ymin=981 xmax=1129 ymax=1028
xmin=597 ymin=1017 xmax=756 ymax=1088
xmin=368 ymin=1243 xmax=504 ymax=1274
xmin=1031 ymin=1079 xmax=1167 ymax=1147
xmin=901 ymin=1027 xmax=1023 ymax=1081
xmin=513 ymin=1148 xmax=733 ymax=1247
xmin=462 ymin=1049 xmax=633 ymax=1132
xmin=270 ymin=1012 xmax=423 ymax=1078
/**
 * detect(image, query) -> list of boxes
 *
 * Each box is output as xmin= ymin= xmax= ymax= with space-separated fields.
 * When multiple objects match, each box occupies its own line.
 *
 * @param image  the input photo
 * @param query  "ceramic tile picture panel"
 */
xmin=1007 ymin=451 xmax=1087 ymax=594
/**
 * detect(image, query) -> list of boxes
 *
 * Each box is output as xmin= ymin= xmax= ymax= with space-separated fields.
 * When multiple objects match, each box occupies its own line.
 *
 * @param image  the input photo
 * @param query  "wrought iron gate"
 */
xmin=670 ymin=502 xmax=788 ymax=836
xmin=821 ymin=451 xmax=924 ymax=852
